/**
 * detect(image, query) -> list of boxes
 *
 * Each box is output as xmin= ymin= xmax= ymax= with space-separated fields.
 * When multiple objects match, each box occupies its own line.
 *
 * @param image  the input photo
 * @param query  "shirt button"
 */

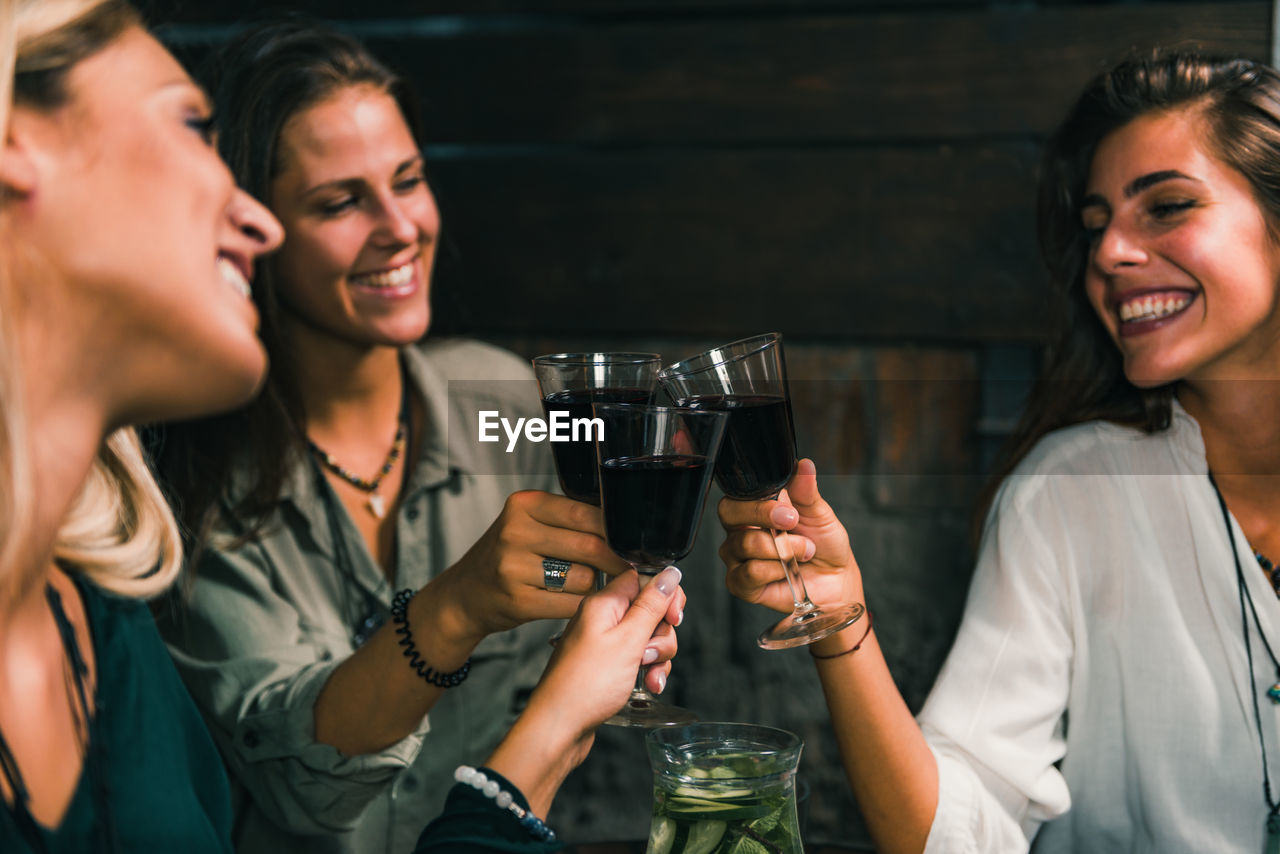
xmin=406 ymin=506 xmax=420 ymax=522
xmin=243 ymin=730 xmax=260 ymax=748
xmin=402 ymin=776 xmax=418 ymax=792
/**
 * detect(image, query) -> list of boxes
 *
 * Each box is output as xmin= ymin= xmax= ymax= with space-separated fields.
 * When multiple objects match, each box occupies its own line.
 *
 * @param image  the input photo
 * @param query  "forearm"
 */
xmin=315 ymin=584 xmax=480 ymax=755
xmin=811 ymin=622 xmax=938 ymax=854
xmin=483 ymin=698 xmax=588 ymax=819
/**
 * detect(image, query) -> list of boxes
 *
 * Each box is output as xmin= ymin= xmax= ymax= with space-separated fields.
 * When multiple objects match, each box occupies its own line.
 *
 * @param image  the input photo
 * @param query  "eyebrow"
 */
xmin=1080 ymin=169 xmax=1199 ymax=210
xmin=300 ymin=154 xmax=425 ymax=199
xmin=161 ymin=78 xmax=211 ymax=107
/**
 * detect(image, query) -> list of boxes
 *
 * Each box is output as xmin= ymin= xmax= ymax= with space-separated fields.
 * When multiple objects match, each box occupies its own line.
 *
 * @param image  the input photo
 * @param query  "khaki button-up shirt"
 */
xmin=161 ymin=339 xmax=562 ymax=854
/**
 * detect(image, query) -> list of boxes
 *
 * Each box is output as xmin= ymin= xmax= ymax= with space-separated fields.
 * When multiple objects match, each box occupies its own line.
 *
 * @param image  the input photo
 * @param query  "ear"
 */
xmin=0 ymin=115 xmax=40 ymax=199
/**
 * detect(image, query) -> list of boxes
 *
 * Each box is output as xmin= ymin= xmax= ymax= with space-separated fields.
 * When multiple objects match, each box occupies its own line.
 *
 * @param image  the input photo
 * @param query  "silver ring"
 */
xmin=542 ymin=558 xmax=571 ymax=592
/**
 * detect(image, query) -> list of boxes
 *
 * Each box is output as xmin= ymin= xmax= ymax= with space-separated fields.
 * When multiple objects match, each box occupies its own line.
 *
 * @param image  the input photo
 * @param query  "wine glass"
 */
xmin=659 ymin=333 xmax=864 ymax=649
xmin=532 ymin=353 xmax=661 ymax=505
xmin=593 ymin=402 xmax=728 ymax=727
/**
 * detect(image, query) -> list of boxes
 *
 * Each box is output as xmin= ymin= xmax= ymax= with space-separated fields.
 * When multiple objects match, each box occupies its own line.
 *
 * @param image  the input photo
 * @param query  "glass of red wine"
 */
xmin=659 ymin=333 xmax=864 ymax=649
xmin=532 ymin=353 xmax=661 ymax=505
xmin=593 ymin=402 xmax=728 ymax=727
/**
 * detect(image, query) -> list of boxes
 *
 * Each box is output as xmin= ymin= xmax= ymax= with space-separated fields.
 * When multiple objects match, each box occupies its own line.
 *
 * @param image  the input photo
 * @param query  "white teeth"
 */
xmin=1118 ymin=293 xmax=1191 ymax=323
xmin=350 ymin=261 xmax=414 ymax=289
xmin=217 ymin=256 xmax=251 ymax=299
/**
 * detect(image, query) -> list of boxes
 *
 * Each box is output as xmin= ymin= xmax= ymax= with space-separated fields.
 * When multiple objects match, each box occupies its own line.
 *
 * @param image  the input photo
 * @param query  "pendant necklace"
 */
xmin=1210 ymin=473 xmax=1280 ymax=852
xmin=308 ymin=368 xmax=409 ymax=520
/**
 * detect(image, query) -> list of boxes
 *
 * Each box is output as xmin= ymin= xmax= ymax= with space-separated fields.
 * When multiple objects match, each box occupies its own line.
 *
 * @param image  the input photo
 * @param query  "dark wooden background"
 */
xmin=144 ymin=0 xmax=1271 ymax=846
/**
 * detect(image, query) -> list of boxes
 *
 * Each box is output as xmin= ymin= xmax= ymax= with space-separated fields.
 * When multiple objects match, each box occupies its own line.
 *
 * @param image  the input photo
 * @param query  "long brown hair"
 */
xmin=976 ymin=49 xmax=1280 ymax=535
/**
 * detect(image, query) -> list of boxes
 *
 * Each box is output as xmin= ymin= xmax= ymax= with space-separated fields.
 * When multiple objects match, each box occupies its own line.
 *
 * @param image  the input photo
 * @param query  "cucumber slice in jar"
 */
xmin=648 ymin=816 xmax=676 ymax=854
xmin=682 ymin=820 xmax=726 ymax=854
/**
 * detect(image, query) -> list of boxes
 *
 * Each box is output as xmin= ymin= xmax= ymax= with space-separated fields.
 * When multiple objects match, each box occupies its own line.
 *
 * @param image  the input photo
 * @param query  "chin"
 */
xmin=1122 ymin=359 xmax=1182 ymax=390
xmin=381 ymin=310 xmax=431 ymax=346
xmin=186 ymin=348 xmax=269 ymax=419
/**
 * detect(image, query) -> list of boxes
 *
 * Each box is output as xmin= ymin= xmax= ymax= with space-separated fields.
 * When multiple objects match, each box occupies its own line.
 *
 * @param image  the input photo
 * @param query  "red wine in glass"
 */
xmin=541 ymin=387 xmax=653 ymax=504
xmin=532 ymin=353 xmax=660 ymax=505
xmin=599 ymin=454 xmax=713 ymax=568
xmin=679 ymin=394 xmax=796 ymax=501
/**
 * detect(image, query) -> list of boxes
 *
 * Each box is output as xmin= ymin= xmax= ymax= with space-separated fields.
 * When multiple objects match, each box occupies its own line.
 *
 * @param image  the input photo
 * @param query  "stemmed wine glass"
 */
xmin=659 ymin=333 xmax=864 ymax=649
xmin=593 ymin=402 xmax=728 ymax=727
xmin=532 ymin=353 xmax=661 ymax=505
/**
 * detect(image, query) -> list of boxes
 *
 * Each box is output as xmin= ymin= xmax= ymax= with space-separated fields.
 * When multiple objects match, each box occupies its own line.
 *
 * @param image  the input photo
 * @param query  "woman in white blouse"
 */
xmin=719 ymin=50 xmax=1280 ymax=854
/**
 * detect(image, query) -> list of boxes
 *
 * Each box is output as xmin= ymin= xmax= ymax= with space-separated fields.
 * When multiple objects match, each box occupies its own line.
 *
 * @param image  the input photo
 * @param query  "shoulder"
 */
xmin=72 ymin=576 xmax=176 ymax=675
xmin=988 ymin=415 xmax=1195 ymax=526
xmin=413 ymin=337 xmax=535 ymax=383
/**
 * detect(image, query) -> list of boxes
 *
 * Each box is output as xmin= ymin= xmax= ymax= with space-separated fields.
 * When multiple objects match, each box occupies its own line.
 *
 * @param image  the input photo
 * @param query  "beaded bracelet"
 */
xmin=454 ymin=765 xmax=557 ymax=843
xmin=810 ymin=608 xmax=874 ymax=660
xmin=391 ymin=589 xmax=472 ymax=688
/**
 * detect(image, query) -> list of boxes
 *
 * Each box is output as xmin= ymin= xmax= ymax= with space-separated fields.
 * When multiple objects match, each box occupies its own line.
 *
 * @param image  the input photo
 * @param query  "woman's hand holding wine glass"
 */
xmin=428 ymin=490 xmax=633 ymax=648
xmin=484 ymin=568 xmax=684 ymax=817
xmin=718 ymin=459 xmax=867 ymax=638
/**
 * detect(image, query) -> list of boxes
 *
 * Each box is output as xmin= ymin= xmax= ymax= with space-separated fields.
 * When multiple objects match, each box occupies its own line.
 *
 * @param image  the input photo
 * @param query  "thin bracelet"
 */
xmin=454 ymin=765 xmax=558 ymax=843
xmin=391 ymin=589 xmax=472 ymax=688
xmin=810 ymin=608 xmax=874 ymax=660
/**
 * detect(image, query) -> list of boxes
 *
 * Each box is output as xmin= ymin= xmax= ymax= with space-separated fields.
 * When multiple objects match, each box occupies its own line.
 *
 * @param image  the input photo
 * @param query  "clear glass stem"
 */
xmin=768 ymin=526 xmax=820 ymax=620
xmin=629 ymin=665 xmax=653 ymax=706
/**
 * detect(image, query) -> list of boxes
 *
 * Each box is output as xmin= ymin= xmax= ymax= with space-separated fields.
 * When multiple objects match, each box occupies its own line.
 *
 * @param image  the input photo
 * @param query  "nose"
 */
xmin=374 ymin=195 xmax=421 ymax=246
xmin=1092 ymin=220 xmax=1147 ymax=272
xmin=228 ymin=189 xmax=284 ymax=255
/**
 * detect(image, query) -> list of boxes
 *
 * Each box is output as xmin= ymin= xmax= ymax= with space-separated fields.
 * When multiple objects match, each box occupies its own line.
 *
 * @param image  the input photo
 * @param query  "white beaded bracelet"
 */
xmin=454 ymin=765 xmax=557 ymax=843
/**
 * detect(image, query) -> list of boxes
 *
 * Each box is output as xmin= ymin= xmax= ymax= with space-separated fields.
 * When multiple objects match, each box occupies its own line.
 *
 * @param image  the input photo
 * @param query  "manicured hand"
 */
xmin=535 ymin=567 xmax=683 ymax=730
xmin=431 ymin=491 xmax=637 ymax=644
xmin=719 ymin=459 xmax=864 ymax=613
xmin=485 ymin=567 xmax=684 ymax=814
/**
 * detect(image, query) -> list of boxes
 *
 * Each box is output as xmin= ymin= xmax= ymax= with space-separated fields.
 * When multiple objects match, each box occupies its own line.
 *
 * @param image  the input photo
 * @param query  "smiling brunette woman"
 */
xmin=719 ymin=51 xmax=1280 ymax=854
xmin=144 ymin=19 xmax=661 ymax=854
xmin=0 ymin=0 xmax=285 ymax=849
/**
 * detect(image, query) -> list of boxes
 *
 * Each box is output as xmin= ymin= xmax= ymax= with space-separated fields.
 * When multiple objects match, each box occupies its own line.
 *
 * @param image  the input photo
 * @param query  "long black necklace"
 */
xmin=1210 ymin=474 xmax=1280 ymax=853
xmin=0 ymin=582 xmax=115 ymax=853
xmin=306 ymin=360 xmax=414 ymax=648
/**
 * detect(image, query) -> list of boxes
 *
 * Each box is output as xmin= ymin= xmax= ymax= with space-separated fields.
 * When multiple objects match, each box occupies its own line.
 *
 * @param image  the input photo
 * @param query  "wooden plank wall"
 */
xmin=147 ymin=1 xmax=1270 ymax=846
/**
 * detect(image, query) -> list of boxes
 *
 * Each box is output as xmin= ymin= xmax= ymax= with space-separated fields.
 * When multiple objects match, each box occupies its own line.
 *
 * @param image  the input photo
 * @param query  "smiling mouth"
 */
xmin=217 ymin=256 xmax=251 ymax=299
xmin=350 ymin=260 xmax=415 ymax=289
xmin=1117 ymin=291 xmax=1194 ymax=325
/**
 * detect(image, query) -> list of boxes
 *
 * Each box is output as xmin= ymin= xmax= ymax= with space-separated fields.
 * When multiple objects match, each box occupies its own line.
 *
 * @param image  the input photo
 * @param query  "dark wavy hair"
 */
xmin=146 ymin=18 xmax=423 ymax=552
xmin=976 ymin=49 xmax=1280 ymax=534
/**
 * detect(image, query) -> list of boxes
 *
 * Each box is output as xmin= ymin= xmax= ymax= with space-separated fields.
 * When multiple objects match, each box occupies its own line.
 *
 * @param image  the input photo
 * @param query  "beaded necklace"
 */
xmin=307 ymin=367 xmax=409 ymax=520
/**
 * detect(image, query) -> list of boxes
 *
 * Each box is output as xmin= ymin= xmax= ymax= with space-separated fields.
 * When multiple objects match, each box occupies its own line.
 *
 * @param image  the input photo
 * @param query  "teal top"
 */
xmin=0 ymin=576 xmax=233 ymax=853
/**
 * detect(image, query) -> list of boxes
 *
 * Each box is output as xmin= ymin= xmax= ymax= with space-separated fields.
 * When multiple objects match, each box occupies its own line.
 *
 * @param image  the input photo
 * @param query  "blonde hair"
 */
xmin=0 ymin=0 xmax=182 ymax=598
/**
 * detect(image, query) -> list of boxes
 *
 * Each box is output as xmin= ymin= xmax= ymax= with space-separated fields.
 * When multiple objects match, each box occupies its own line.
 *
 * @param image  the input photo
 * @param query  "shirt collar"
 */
xmin=270 ymin=345 xmax=480 ymax=510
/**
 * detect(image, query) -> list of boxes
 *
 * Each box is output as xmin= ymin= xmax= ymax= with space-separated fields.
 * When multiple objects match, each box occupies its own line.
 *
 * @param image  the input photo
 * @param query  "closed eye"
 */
xmin=1150 ymin=199 xmax=1196 ymax=218
xmin=396 ymin=174 xmax=425 ymax=190
xmin=185 ymin=113 xmax=217 ymax=146
xmin=319 ymin=196 xmax=359 ymax=217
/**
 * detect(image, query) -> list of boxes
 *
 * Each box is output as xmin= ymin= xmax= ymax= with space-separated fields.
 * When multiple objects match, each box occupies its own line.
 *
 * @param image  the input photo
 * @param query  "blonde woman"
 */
xmin=0 ymin=0 xmax=285 ymax=849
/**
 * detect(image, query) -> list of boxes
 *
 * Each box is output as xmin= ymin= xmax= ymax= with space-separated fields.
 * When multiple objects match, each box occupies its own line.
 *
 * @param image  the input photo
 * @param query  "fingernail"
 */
xmin=773 ymin=506 xmax=798 ymax=527
xmin=642 ymin=646 xmax=660 ymax=665
xmin=676 ymin=609 xmax=684 ymax=627
xmin=655 ymin=671 xmax=667 ymax=694
xmin=655 ymin=566 xmax=682 ymax=595
xmin=803 ymin=540 xmax=816 ymax=561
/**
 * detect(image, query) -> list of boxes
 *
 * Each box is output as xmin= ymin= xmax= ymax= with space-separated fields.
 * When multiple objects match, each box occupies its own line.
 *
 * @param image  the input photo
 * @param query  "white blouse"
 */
xmin=919 ymin=402 xmax=1280 ymax=853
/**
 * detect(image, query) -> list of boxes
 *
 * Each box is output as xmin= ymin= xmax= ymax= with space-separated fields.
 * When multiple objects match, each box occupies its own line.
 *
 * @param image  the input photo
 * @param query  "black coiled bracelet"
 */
xmin=390 ymin=589 xmax=472 ymax=688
